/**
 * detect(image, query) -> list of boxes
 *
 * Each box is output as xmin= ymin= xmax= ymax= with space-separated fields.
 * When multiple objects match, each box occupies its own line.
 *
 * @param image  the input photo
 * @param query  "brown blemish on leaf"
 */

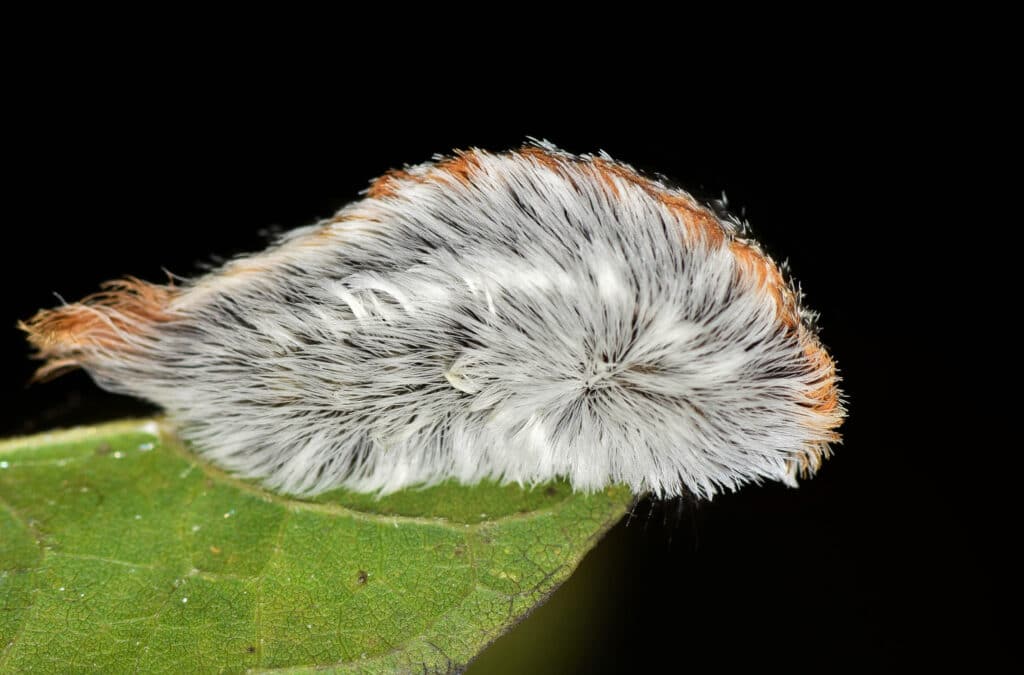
xmin=356 ymin=570 xmax=368 ymax=585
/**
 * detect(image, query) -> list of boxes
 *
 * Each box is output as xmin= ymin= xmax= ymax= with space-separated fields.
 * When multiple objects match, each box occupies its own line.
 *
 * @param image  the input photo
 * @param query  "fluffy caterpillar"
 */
xmin=20 ymin=142 xmax=844 ymax=499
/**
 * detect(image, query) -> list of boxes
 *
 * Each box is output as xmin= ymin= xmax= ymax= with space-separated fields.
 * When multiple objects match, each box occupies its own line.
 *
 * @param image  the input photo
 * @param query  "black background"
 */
xmin=3 ymin=77 xmax=987 ymax=671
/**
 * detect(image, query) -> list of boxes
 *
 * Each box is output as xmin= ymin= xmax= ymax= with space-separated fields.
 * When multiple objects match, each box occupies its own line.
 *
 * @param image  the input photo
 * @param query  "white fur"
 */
xmin=55 ymin=144 xmax=843 ymax=498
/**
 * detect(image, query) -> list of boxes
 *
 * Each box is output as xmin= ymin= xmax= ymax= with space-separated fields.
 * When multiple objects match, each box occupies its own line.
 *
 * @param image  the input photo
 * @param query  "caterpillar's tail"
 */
xmin=18 ymin=277 xmax=178 ymax=382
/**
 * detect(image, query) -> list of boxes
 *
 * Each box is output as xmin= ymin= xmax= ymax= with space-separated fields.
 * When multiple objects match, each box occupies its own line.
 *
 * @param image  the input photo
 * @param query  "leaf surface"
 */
xmin=0 ymin=420 xmax=630 ymax=673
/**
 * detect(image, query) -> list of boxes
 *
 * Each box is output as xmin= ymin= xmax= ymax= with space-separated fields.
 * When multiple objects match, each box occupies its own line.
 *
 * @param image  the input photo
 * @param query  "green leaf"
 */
xmin=0 ymin=420 xmax=631 ymax=673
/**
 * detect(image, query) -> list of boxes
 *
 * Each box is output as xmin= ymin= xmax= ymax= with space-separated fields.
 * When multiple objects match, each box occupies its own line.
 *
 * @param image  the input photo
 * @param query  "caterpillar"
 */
xmin=20 ymin=142 xmax=844 ymax=499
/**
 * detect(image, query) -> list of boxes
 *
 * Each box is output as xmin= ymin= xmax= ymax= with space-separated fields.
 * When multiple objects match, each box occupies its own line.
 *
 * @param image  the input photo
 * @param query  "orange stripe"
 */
xmin=367 ymin=169 xmax=414 ymax=199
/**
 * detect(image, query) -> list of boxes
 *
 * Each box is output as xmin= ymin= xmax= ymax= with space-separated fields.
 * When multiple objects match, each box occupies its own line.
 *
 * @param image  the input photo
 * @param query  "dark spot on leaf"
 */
xmin=357 ymin=570 xmax=368 ymax=585
xmin=94 ymin=442 xmax=112 ymax=456
xmin=246 ymin=645 xmax=255 ymax=654
xmin=454 ymin=545 xmax=465 ymax=557
xmin=545 ymin=486 xmax=558 ymax=497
